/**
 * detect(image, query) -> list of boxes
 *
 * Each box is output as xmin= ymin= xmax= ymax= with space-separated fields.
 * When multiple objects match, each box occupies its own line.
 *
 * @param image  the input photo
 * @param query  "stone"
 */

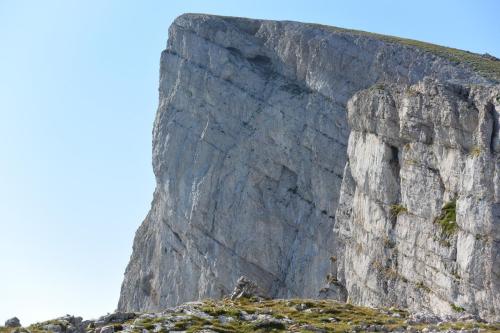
xmin=230 ymin=276 xmax=268 ymax=300
xmin=239 ymin=311 xmax=257 ymax=321
xmin=4 ymin=317 xmax=21 ymax=327
xmin=95 ymin=312 xmax=136 ymax=326
xmin=483 ymin=53 xmax=499 ymax=61
xmin=254 ymin=318 xmax=287 ymax=329
xmin=298 ymin=324 xmax=326 ymax=332
xmin=218 ymin=315 xmax=234 ymax=324
xmin=99 ymin=326 xmax=114 ymax=333
xmin=43 ymin=324 xmax=62 ymax=332
xmin=56 ymin=315 xmax=84 ymax=333
xmin=317 ymin=282 xmax=348 ymax=301
xmin=117 ymin=13 xmax=499 ymax=322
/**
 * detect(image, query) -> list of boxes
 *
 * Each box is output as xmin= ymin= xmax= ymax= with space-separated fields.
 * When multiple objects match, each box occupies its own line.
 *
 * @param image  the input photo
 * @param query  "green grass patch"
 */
xmin=416 ymin=281 xmax=432 ymax=293
xmin=308 ymin=23 xmax=500 ymax=82
xmin=390 ymin=204 xmax=408 ymax=217
xmin=451 ymin=303 xmax=466 ymax=313
xmin=371 ymin=83 xmax=387 ymax=91
xmin=4 ymin=298 xmax=499 ymax=333
xmin=470 ymin=146 xmax=482 ymax=157
xmin=435 ymin=199 xmax=458 ymax=237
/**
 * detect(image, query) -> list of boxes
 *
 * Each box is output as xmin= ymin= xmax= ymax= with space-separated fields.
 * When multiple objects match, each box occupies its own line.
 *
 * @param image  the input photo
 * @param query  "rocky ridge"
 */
xmin=118 ymin=14 xmax=500 ymax=321
xmin=2 ymin=299 xmax=499 ymax=333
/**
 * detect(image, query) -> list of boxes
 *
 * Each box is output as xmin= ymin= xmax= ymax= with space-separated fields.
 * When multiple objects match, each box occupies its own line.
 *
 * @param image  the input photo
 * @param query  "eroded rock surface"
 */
xmin=118 ymin=13 xmax=499 ymax=320
xmin=334 ymin=79 xmax=500 ymax=321
xmin=4 ymin=318 xmax=20 ymax=328
xmin=230 ymin=276 xmax=268 ymax=301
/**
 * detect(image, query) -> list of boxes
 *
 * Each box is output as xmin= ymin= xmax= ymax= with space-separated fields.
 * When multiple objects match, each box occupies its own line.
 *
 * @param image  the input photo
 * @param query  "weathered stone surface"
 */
xmin=334 ymin=79 xmax=500 ymax=321
xmin=97 ymin=326 xmax=114 ymax=333
xmin=317 ymin=280 xmax=348 ymax=301
xmin=4 ymin=317 xmax=21 ymax=328
xmin=94 ymin=313 xmax=136 ymax=327
xmin=118 ymin=13 xmax=499 ymax=321
xmin=230 ymin=276 xmax=268 ymax=300
xmin=43 ymin=324 xmax=62 ymax=332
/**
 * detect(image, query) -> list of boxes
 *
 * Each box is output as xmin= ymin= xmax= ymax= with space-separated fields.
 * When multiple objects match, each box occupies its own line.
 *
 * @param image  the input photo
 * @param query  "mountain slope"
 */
xmin=4 ymin=298 xmax=500 ymax=333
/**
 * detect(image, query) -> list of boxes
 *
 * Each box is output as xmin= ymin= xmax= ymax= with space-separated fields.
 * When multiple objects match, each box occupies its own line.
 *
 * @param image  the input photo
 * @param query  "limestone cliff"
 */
xmin=335 ymin=79 xmax=500 ymax=321
xmin=118 ymin=14 xmax=499 ymax=321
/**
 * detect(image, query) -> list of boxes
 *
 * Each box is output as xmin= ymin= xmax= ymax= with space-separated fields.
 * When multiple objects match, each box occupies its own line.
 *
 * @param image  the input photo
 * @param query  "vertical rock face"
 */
xmin=335 ymin=79 xmax=500 ymax=321
xmin=118 ymin=13 xmax=499 ymax=320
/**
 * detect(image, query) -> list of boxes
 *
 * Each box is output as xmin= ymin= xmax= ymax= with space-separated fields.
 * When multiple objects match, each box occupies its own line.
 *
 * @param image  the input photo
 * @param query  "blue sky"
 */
xmin=0 ymin=0 xmax=498 ymax=325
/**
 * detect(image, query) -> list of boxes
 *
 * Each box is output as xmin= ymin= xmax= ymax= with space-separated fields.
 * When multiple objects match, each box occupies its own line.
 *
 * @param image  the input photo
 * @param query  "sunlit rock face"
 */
xmin=118 ymin=13 xmax=499 ymax=321
xmin=335 ymin=79 xmax=500 ymax=321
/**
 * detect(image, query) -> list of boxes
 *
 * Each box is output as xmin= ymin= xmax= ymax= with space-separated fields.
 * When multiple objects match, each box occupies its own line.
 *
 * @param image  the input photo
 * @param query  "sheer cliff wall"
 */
xmin=118 ymin=14 xmax=499 ymax=321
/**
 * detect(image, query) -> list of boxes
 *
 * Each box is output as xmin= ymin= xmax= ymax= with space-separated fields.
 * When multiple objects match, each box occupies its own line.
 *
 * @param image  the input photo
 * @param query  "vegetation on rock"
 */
xmin=435 ymin=199 xmax=458 ymax=237
xmin=311 ymin=23 xmax=500 ymax=82
xmin=2 ymin=298 xmax=499 ymax=333
xmin=390 ymin=204 xmax=408 ymax=218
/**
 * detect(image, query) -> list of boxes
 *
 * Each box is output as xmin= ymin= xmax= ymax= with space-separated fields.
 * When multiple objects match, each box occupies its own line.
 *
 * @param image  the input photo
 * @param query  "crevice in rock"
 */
xmin=487 ymin=102 xmax=498 ymax=153
xmin=389 ymin=145 xmax=401 ymax=194
xmin=226 ymin=46 xmax=243 ymax=57
xmin=163 ymin=220 xmax=187 ymax=250
xmin=246 ymin=54 xmax=273 ymax=77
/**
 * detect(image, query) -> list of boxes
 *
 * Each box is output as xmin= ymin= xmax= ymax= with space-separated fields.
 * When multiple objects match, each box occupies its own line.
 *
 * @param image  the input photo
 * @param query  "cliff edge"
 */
xmin=118 ymin=14 xmax=500 ymax=321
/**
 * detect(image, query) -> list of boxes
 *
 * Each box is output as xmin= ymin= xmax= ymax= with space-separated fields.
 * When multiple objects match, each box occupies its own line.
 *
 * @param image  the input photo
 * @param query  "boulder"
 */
xmin=230 ymin=276 xmax=268 ymax=301
xmin=4 ymin=317 xmax=21 ymax=328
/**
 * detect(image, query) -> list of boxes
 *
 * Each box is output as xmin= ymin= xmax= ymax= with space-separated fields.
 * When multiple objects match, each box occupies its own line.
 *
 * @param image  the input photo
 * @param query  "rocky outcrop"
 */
xmin=334 ymin=79 xmax=500 ymax=321
xmin=4 ymin=318 xmax=20 ymax=328
xmin=230 ymin=276 xmax=268 ymax=301
xmin=118 ymin=13 xmax=499 ymax=320
xmin=5 ymin=299 xmax=499 ymax=333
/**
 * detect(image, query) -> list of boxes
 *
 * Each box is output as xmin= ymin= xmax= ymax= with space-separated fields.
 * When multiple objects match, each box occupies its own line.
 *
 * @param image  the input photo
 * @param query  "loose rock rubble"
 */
xmin=230 ymin=276 xmax=269 ymax=301
xmin=2 ymin=299 xmax=498 ymax=333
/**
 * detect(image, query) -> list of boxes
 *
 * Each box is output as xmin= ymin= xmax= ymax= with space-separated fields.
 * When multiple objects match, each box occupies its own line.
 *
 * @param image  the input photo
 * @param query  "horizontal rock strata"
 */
xmin=334 ymin=79 xmax=500 ymax=321
xmin=118 ymin=13 xmax=499 ymax=321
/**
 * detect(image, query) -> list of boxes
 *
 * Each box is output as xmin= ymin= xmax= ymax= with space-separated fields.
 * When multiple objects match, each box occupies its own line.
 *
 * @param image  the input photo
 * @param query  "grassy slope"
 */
xmin=1 ymin=299 xmax=499 ymax=333
xmin=309 ymin=23 xmax=500 ymax=83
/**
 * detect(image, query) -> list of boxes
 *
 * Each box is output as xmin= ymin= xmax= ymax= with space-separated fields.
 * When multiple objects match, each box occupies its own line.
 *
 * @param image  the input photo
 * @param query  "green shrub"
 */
xmin=405 ymin=86 xmax=420 ymax=97
xmin=371 ymin=83 xmax=386 ymax=91
xmin=450 ymin=303 xmax=465 ymax=312
xmin=470 ymin=146 xmax=482 ymax=157
xmin=383 ymin=235 xmax=396 ymax=248
xmin=390 ymin=204 xmax=407 ymax=217
xmin=435 ymin=200 xmax=458 ymax=237
xmin=416 ymin=281 xmax=431 ymax=293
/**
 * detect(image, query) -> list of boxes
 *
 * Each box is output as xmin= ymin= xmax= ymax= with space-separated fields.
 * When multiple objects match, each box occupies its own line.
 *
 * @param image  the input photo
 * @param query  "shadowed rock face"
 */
xmin=118 ymin=13 xmax=499 ymax=321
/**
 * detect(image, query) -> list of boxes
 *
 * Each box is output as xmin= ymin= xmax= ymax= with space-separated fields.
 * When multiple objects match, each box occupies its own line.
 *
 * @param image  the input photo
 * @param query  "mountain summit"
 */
xmin=118 ymin=14 xmax=500 ymax=322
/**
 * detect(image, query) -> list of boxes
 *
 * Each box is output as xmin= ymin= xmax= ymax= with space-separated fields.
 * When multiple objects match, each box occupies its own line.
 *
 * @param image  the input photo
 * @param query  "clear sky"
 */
xmin=0 ymin=0 xmax=498 ymax=326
